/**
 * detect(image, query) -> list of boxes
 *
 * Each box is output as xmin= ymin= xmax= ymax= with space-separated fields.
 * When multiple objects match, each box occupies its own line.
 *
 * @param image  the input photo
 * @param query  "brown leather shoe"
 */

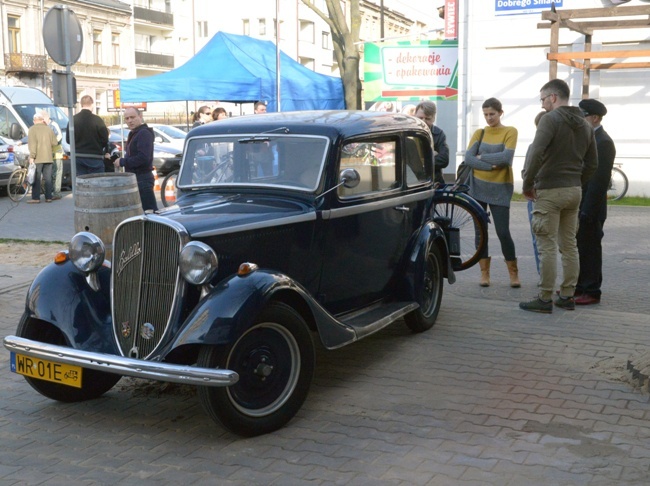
xmin=575 ymin=294 xmax=600 ymax=305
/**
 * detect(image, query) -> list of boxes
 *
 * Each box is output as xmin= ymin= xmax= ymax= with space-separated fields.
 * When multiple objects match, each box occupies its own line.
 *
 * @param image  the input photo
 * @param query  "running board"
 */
xmin=339 ymin=302 xmax=419 ymax=341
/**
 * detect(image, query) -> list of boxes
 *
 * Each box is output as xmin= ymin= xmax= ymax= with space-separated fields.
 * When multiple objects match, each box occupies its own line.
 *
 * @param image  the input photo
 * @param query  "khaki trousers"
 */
xmin=531 ymin=187 xmax=582 ymax=301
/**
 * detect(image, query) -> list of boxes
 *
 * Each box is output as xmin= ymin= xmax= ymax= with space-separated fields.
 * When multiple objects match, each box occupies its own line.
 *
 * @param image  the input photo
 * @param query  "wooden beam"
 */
xmin=563 ymin=19 xmax=593 ymax=36
xmin=541 ymin=5 xmax=650 ymax=20
xmin=548 ymin=50 xmax=650 ymax=60
xmin=591 ymin=61 xmax=650 ymax=69
xmin=538 ymin=19 xmax=650 ymax=31
xmin=556 ymin=59 xmax=585 ymax=70
xmin=583 ymin=34 xmax=592 ymax=99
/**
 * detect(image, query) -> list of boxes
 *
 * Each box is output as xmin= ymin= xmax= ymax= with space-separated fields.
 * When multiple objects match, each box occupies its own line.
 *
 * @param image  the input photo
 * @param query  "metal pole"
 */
xmin=61 ymin=6 xmax=77 ymax=198
xmin=276 ymin=0 xmax=281 ymax=112
xmin=380 ymin=0 xmax=385 ymax=41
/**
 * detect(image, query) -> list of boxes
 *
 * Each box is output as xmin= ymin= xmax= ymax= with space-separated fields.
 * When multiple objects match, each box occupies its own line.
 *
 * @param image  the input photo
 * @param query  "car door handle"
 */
xmin=394 ymin=206 xmax=410 ymax=212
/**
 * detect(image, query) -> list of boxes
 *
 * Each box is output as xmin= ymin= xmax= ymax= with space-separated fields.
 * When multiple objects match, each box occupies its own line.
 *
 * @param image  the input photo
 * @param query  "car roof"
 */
xmin=188 ymin=110 xmax=430 ymax=141
xmin=0 ymin=86 xmax=54 ymax=104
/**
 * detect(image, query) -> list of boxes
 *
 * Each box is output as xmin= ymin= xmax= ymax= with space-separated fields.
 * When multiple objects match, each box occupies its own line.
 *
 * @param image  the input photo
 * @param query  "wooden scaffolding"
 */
xmin=538 ymin=4 xmax=650 ymax=98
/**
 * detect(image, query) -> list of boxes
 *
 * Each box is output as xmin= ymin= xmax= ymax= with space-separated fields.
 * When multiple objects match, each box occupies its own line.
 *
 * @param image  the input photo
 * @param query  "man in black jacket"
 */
xmin=575 ymin=99 xmax=616 ymax=305
xmin=414 ymin=101 xmax=449 ymax=184
xmin=114 ymin=107 xmax=158 ymax=212
xmin=66 ymin=95 xmax=108 ymax=175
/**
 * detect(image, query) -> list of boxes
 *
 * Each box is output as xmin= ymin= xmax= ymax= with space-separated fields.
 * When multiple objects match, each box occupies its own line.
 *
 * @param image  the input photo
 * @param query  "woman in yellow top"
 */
xmin=464 ymin=98 xmax=519 ymax=287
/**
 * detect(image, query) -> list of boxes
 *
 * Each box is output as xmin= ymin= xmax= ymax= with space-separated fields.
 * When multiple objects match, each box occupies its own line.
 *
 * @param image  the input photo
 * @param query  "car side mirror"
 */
xmin=340 ymin=168 xmax=360 ymax=188
xmin=317 ymin=168 xmax=361 ymax=200
xmin=155 ymin=136 xmax=164 ymax=143
xmin=10 ymin=123 xmax=24 ymax=141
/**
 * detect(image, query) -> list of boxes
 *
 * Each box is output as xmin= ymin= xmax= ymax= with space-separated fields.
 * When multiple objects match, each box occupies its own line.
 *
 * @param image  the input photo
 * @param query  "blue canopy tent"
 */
xmin=119 ymin=32 xmax=345 ymax=112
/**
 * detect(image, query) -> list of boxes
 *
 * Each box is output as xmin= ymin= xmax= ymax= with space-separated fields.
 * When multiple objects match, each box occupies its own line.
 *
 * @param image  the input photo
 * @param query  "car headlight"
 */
xmin=69 ymin=232 xmax=105 ymax=273
xmin=179 ymin=241 xmax=218 ymax=285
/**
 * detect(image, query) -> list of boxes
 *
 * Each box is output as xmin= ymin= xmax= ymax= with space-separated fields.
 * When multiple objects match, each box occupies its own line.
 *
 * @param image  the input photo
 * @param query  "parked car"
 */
xmin=108 ymin=129 xmax=182 ymax=175
xmin=5 ymin=111 xmax=455 ymax=436
xmin=109 ymin=123 xmax=186 ymax=152
xmin=0 ymin=140 xmax=17 ymax=194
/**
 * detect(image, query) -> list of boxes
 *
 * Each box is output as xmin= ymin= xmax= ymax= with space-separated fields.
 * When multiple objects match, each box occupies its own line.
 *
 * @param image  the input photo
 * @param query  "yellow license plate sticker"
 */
xmin=11 ymin=353 xmax=82 ymax=388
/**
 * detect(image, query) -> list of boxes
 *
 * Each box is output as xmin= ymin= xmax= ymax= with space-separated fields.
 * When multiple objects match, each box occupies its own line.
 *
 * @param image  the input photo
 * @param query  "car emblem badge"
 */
xmin=141 ymin=322 xmax=155 ymax=340
xmin=121 ymin=321 xmax=131 ymax=338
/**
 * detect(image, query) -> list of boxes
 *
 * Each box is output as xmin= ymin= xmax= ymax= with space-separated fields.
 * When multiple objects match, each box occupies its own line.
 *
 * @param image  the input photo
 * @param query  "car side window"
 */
xmin=339 ymin=140 xmax=398 ymax=198
xmin=405 ymin=136 xmax=431 ymax=187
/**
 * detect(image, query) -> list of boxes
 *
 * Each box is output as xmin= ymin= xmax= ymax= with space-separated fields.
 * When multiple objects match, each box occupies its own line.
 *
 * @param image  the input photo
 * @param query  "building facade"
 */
xmin=0 ymin=0 xmax=433 ymax=117
xmin=0 ymin=0 xmax=132 ymax=113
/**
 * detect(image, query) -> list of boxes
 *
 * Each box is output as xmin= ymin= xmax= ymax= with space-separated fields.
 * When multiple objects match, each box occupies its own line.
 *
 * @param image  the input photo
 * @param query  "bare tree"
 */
xmin=300 ymin=0 xmax=361 ymax=109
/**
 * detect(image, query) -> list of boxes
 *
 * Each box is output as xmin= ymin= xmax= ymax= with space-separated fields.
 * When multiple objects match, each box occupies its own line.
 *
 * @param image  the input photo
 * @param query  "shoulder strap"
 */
xmin=477 ymin=129 xmax=485 ymax=151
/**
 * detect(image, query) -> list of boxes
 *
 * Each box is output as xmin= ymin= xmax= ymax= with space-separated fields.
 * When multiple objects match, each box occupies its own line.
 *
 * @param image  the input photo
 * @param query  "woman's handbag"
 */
xmin=456 ymin=129 xmax=485 ymax=184
xmin=26 ymin=162 xmax=36 ymax=185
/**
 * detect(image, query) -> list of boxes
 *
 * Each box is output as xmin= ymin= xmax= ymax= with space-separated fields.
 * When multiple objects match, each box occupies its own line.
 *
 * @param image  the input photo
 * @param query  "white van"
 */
xmin=0 ymin=86 xmax=71 ymax=186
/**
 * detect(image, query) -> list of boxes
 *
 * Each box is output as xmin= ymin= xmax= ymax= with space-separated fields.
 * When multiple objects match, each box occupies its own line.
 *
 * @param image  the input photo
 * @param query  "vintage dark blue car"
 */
xmin=5 ymin=111 xmax=455 ymax=436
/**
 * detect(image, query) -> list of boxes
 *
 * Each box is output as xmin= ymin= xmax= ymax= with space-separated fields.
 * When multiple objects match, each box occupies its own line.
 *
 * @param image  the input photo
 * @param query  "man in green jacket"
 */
xmin=27 ymin=112 xmax=57 ymax=203
xmin=520 ymin=79 xmax=598 ymax=313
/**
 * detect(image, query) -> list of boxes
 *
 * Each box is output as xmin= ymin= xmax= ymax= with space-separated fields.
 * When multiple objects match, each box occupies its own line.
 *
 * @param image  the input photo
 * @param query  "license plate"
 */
xmin=10 ymin=353 xmax=82 ymax=388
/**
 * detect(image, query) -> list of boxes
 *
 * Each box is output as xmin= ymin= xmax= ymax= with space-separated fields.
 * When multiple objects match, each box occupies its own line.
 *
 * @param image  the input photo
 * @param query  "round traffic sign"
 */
xmin=42 ymin=6 xmax=83 ymax=66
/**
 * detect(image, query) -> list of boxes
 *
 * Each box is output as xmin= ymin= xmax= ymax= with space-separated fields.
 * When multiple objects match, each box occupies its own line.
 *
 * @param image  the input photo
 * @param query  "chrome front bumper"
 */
xmin=4 ymin=336 xmax=239 ymax=387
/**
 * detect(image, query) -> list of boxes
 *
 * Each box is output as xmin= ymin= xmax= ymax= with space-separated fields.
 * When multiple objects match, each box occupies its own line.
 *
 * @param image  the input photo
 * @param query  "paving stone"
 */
xmin=1 ymin=203 xmax=649 ymax=484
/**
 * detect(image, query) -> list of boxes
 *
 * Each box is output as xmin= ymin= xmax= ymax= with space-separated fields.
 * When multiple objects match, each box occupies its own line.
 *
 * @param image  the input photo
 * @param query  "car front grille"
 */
xmin=112 ymin=217 xmax=185 ymax=359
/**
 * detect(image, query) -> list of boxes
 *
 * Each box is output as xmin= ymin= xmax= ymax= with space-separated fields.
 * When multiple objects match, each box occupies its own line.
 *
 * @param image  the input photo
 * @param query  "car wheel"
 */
xmin=16 ymin=313 xmax=121 ymax=402
xmin=197 ymin=302 xmax=315 ymax=436
xmin=404 ymin=243 xmax=443 ymax=333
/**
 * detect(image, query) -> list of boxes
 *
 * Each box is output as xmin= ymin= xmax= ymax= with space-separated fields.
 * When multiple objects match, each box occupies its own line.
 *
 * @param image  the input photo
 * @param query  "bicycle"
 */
xmin=607 ymin=163 xmax=628 ymax=201
xmin=430 ymin=183 xmax=490 ymax=271
xmin=6 ymin=165 xmax=32 ymax=202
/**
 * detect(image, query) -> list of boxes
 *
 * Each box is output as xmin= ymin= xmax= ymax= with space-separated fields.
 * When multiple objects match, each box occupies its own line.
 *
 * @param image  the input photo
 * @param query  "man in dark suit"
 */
xmin=575 ymin=99 xmax=616 ymax=305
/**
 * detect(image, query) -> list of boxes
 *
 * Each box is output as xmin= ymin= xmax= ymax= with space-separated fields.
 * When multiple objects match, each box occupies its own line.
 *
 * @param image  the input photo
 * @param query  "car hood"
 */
xmin=158 ymin=192 xmax=315 ymax=238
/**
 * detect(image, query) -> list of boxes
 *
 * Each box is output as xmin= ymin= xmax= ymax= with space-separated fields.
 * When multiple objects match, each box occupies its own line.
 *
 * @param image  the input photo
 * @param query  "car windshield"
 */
xmin=178 ymin=134 xmax=328 ymax=192
xmin=12 ymin=104 xmax=69 ymax=129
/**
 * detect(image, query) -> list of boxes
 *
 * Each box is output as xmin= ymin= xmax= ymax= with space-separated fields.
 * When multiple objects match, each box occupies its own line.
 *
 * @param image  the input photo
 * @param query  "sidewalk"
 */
xmin=0 ymin=189 xmax=75 ymax=242
xmin=1 ymin=198 xmax=649 ymax=485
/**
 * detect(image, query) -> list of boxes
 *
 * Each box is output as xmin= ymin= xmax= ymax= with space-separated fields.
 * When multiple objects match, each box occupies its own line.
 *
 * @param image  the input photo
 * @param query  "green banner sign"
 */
xmin=364 ymin=39 xmax=459 ymax=102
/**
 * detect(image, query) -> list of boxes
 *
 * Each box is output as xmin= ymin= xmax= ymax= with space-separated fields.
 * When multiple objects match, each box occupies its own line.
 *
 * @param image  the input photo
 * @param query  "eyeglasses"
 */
xmin=201 ymin=111 xmax=211 ymax=115
xmin=540 ymin=94 xmax=554 ymax=103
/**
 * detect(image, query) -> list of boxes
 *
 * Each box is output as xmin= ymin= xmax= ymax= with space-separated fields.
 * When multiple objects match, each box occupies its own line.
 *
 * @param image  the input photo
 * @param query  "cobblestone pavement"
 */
xmin=1 ymin=197 xmax=649 ymax=485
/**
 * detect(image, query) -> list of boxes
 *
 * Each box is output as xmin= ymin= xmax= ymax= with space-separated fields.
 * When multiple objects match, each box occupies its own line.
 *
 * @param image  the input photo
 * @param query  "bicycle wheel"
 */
xmin=607 ymin=166 xmax=628 ymax=201
xmin=7 ymin=169 xmax=30 ymax=202
xmin=160 ymin=170 xmax=179 ymax=207
xmin=431 ymin=193 xmax=488 ymax=271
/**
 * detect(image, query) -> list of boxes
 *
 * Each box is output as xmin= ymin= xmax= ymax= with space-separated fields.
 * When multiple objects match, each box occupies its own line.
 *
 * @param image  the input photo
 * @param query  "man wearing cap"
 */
xmin=520 ymin=79 xmax=598 ymax=314
xmin=575 ymin=99 xmax=616 ymax=305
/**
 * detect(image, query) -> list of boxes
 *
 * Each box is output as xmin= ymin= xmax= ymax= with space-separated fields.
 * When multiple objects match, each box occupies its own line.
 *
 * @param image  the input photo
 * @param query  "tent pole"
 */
xmin=276 ymin=0 xmax=281 ymax=112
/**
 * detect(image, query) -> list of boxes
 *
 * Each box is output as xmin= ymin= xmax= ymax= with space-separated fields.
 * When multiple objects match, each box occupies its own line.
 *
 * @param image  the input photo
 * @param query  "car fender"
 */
xmin=165 ymin=269 xmax=356 ymax=351
xmin=23 ymin=260 xmax=119 ymax=354
xmin=399 ymin=221 xmax=455 ymax=302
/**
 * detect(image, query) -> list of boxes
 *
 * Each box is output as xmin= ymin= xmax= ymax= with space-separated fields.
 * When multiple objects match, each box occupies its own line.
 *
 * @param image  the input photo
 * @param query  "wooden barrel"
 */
xmin=74 ymin=173 xmax=143 ymax=261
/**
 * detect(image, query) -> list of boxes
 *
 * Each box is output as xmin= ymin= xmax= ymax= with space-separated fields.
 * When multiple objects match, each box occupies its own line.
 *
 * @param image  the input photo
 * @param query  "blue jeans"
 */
xmin=136 ymin=173 xmax=158 ymax=212
xmin=477 ymin=201 xmax=516 ymax=261
xmin=76 ymin=157 xmax=105 ymax=176
xmin=33 ymin=163 xmax=53 ymax=201
xmin=527 ymin=199 xmax=540 ymax=274
xmin=531 ymin=187 xmax=581 ymax=300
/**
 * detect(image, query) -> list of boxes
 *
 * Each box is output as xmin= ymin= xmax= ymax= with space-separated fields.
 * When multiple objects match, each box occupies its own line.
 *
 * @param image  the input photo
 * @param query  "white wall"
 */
xmin=455 ymin=0 xmax=650 ymax=196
